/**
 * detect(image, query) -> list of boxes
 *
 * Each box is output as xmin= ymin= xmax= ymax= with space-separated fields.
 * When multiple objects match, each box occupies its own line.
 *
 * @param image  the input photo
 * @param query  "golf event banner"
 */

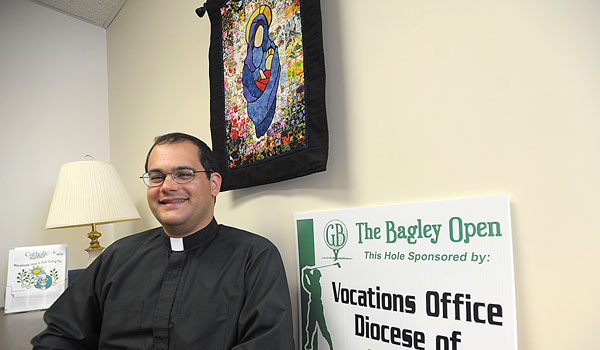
xmin=295 ymin=194 xmax=517 ymax=350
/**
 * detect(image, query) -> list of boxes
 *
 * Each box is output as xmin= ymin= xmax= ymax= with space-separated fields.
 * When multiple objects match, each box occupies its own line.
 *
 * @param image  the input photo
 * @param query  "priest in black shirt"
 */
xmin=32 ymin=132 xmax=294 ymax=349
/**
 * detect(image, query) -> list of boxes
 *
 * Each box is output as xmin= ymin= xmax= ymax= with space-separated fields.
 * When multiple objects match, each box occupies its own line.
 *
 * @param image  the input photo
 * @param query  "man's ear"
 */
xmin=209 ymin=172 xmax=222 ymax=197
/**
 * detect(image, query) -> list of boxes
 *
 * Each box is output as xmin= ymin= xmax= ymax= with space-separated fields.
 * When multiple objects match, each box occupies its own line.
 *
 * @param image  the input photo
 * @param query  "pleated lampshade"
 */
xmin=46 ymin=158 xmax=140 ymax=264
xmin=46 ymin=159 xmax=140 ymax=229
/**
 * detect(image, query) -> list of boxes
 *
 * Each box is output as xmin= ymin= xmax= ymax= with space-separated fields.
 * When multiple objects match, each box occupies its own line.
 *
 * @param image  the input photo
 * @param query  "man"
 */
xmin=32 ymin=132 xmax=294 ymax=349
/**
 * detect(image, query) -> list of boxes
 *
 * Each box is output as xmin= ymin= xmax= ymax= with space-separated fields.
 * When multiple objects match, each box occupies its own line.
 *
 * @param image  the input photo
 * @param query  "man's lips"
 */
xmin=159 ymin=198 xmax=188 ymax=205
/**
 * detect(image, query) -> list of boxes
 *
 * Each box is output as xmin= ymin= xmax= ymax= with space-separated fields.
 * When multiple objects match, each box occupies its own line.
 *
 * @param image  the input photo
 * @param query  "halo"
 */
xmin=245 ymin=5 xmax=272 ymax=44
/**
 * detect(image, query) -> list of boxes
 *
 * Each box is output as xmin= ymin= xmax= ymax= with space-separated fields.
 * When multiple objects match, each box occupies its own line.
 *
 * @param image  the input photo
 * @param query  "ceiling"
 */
xmin=30 ymin=0 xmax=128 ymax=29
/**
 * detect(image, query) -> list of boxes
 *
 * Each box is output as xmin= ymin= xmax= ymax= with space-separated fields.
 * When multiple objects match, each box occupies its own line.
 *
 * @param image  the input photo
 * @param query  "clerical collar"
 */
xmin=161 ymin=218 xmax=219 ymax=252
xmin=170 ymin=238 xmax=184 ymax=251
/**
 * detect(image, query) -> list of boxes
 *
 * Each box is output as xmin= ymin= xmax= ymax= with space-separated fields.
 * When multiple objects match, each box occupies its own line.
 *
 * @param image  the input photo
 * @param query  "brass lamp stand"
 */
xmin=84 ymin=223 xmax=105 ymax=265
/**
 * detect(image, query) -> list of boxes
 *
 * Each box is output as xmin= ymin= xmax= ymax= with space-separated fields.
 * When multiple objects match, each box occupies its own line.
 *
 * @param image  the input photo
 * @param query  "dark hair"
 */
xmin=144 ymin=132 xmax=218 ymax=179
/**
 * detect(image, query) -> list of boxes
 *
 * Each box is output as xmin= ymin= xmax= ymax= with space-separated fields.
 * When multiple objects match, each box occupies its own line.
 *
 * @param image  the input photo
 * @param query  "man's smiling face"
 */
xmin=146 ymin=140 xmax=220 ymax=237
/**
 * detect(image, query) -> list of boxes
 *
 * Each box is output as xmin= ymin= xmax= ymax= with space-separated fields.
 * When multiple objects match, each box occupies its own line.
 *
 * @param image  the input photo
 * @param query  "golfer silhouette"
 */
xmin=302 ymin=266 xmax=334 ymax=350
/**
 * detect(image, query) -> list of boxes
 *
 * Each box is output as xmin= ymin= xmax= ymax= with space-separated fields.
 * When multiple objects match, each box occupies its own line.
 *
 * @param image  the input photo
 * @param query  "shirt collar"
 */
xmin=161 ymin=218 xmax=219 ymax=252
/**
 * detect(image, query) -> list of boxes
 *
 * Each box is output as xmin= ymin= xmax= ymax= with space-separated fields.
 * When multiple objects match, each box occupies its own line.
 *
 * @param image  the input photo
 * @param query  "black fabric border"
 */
xmin=206 ymin=0 xmax=328 ymax=191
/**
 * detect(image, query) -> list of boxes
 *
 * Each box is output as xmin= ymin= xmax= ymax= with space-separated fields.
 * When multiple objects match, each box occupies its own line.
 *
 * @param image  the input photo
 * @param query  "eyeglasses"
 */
xmin=140 ymin=168 xmax=211 ymax=187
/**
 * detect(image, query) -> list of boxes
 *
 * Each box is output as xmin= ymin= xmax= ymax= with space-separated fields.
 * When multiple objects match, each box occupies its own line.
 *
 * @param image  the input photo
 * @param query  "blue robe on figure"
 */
xmin=242 ymin=5 xmax=281 ymax=138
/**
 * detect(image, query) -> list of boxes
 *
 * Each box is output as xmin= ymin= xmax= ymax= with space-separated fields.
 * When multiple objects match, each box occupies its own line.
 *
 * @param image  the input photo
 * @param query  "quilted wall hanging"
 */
xmin=199 ymin=0 xmax=328 ymax=191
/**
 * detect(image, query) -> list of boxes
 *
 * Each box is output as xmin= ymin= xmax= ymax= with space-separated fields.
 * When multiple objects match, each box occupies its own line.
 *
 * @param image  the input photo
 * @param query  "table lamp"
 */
xmin=46 ymin=156 xmax=140 ymax=264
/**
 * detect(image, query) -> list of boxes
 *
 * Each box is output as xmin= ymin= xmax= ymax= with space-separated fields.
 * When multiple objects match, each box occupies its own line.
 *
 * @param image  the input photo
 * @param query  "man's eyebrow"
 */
xmin=147 ymin=166 xmax=195 ymax=173
xmin=174 ymin=166 xmax=196 ymax=171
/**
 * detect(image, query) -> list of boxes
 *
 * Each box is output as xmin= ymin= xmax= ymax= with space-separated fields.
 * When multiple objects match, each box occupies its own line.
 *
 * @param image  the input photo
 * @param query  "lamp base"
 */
xmin=85 ymin=224 xmax=105 ymax=266
xmin=84 ymin=247 xmax=104 ymax=266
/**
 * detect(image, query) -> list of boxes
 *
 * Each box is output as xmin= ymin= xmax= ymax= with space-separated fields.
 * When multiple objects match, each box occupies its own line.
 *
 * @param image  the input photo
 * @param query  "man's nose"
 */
xmin=160 ymin=174 xmax=179 ymax=190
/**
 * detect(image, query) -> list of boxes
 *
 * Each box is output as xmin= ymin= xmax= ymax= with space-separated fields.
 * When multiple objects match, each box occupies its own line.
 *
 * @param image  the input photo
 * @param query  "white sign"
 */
xmin=4 ymin=244 xmax=67 ymax=314
xmin=295 ymin=195 xmax=517 ymax=350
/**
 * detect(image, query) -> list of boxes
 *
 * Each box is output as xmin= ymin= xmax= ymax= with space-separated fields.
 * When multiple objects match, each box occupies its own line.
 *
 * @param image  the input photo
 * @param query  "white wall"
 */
xmin=0 ymin=0 xmax=112 ymax=308
xmin=106 ymin=1 xmax=600 ymax=348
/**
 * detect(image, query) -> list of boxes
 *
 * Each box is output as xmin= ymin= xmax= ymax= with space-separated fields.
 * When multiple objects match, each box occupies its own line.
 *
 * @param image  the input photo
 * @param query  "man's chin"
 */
xmin=154 ymin=211 xmax=186 ymax=227
xmin=161 ymin=221 xmax=188 ymax=236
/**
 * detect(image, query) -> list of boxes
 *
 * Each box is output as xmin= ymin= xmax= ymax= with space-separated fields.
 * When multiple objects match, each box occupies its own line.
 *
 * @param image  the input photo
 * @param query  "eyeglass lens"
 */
xmin=143 ymin=169 xmax=196 ymax=186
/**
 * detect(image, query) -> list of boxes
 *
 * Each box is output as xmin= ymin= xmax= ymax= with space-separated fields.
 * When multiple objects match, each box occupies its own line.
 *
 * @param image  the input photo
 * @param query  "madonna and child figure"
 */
xmin=242 ymin=5 xmax=281 ymax=137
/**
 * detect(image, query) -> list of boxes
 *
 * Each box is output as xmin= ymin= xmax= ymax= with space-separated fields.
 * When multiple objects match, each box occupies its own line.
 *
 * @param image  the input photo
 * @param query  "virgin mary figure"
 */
xmin=242 ymin=5 xmax=281 ymax=138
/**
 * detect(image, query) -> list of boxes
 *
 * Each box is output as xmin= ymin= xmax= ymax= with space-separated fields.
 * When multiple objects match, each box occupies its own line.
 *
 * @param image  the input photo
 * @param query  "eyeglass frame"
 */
xmin=140 ymin=168 xmax=213 ymax=187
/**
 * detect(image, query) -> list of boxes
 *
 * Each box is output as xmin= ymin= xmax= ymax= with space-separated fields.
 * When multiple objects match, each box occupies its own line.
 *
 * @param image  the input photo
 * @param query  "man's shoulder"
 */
xmin=216 ymin=224 xmax=278 ymax=251
xmin=104 ymin=227 xmax=162 ymax=253
xmin=81 ymin=228 xmax=163 ymax=280
xmin=213 ymin=224 xmax=285 ymax=271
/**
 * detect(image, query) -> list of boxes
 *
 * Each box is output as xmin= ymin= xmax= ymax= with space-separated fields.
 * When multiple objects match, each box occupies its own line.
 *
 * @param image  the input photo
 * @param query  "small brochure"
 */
xmin=4 ymin=244 xmax=68 ymax=314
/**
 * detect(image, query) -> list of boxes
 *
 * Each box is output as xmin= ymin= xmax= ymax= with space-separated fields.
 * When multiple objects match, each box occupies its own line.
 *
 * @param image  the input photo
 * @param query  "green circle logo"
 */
xmin=323 ymin=219 xmax=348 ymax=260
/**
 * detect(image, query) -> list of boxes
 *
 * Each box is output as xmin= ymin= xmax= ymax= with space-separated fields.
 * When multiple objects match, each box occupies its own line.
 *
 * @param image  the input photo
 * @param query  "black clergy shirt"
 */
xmin=31 ymin=219 xmax=294 ymax=349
